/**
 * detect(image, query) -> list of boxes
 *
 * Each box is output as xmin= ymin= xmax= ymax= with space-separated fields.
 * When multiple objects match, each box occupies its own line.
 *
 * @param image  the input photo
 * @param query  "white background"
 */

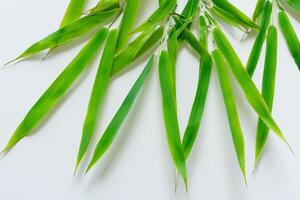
xmin=0 ymin=0 xmax=299 ymax=199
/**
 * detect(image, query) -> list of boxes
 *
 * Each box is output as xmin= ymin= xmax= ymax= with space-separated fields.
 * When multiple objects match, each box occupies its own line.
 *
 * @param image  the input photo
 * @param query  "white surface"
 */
xmin=0 ymin=0 xmax=299 ymax=199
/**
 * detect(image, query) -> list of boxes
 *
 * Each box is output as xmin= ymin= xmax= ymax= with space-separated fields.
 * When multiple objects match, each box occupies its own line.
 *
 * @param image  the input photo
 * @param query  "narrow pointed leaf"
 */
xmin=117 ymin=0 xmax=141 ymax=51
xmin=47 ymin=0 xmax=87 ymax=56
xmin=210 ymin=5 xmax=245 ymax=30
xmin=246 ymin=0 xmax=272 ymax=77
xmin=252 ymin=0 xmax=266 ymax=22
xmin=278 ymin=10 xmax=300 ymax=71
xmin=181 ymin=0 xmax=199 ymax=19
xmin=255 ymin=25 xmax=278 ymax=167
xmin=213 ymin=27 xmax=291 ymax=149
xmin=111 ymin=26 xmax=164 ymax=76
xmin=212 ymin=49 xmax=247 ymax=183
xmin=2 ymin=28 xmax=108 ymax=153
xmin=182 ymin=16 xmax=212 ymax=158
xmin=14 ymin=9 xmax=119 ymax=61
xmin=86 ymin=57 xmax=154 ymax=172
xmin=159 ymin=51 xmax=188 ymax=186
xmin=212 ymin=0 xmax=259 ymax=30
xmin=60 ymin=0 xmax=86 ymax=27
xmin=75 ymin=30 xmax=118 ymax=171
xmin=132 ymin=0 xmax=176 ymax=33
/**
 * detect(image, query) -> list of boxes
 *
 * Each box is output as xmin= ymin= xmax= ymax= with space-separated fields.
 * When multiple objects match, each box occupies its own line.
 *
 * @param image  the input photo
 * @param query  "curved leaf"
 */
xmin=212 ymin=0 xmax=259 ymax=30
xmin=2 ymin=28 xmax=108 ymax=153
xmin=12 ymin=9 xmax=119 ymax=62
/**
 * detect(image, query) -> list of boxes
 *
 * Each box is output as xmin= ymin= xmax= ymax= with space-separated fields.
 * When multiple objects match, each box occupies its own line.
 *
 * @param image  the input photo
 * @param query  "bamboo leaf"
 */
xmin=132 ymin=0 xmax=176 ymax=33
xmin=212 ymin=49 xmax=247 ymax=184
xmin=252 ymin=0 xmax=266 ymax=22
xmin=86 ymin=57 xmax=154 ymax=172
xmin=111 ymin=26 xmax=164 ymax=76
xmin=278 ymin=10 xmax=300 ymax=71
xmin=246 ymin=0 xmax=272 ymax=77
xmin=210 ymin=5 xmax=245 ymax=30
xmin=286 ymin=0 xmax=300 ymax=15
xmin=11 ymin=9 xmax=119 ymax=62
xmin=212 ymin=0 xmax=259 ymax=30
xmin=2 ymin=28 xmax=108 ymax=153
xmin=75 ymin=30 xmax=119 ymax=172
xmin=254 ymin=25 xmax=278 ymax=169
xmin=181 ymin=0 xmax=199 ymax=19
xmin=89 ymin=0 xmax=120 ymax=14
xmin=182 ymin=16 xmax=212 ymax=158
xmin=117 ymin=0 xmax=141 ymax=51
xmin=47 ymin=0 xmax=87 ymax=58
xmin=173 ymin=16 xmax=210 ymax=59
xmin=159 ymin=51 xmax=188 ymax=187
xmin=213 ymin=27 xmax=292 ymax=151
xmin=60 ymin=0 xmax=86 ymax=27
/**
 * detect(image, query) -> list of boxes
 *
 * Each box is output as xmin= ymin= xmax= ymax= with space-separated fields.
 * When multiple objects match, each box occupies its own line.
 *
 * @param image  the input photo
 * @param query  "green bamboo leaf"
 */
xmin=2 ymin=28 xmax=108 ymax=153
xmin=89 ymin=0 xmax=120 ymax=14
xmin=254 ymin=25 xmax=278 ymax=169
xmin=132 ymin=0 xmax=176 ymax=33
xmin=182 ymin=16 xmax=212 ymax=158
xmin=173 ymin=16 xmax=210 ymax=59
xmin=60 ymin=0 xmax=86 ymax=27
xmin=167 ymin=32 xmax=178 ymax=95
xmin=117 ymin=0 xmax=141 ymax=51
xmin=286 ymin=0 xmax=300 ymax=15
xmin=111 ymin=26 xmax=164 ymax=76
xmin=246 ymin=0 xmax=272 ymax=77
xmin=210 ymin=5 xmax=245 ymax=30
xmin=212 ymin=49 xmax=247 ymax=184
xmin=252 ymin=0 xmax=266 ymax=22
xmin=158 ymin=0 xmax=165 ymax=6
xmin=46 ymin=0 xmax=87 ymax=58
xmin=213 ymin=27 xmax=293 ymax=151
xmin=212 ymin=0 xmax=259 ymax=30
xmin=85 ymin=57 xmax=154 ymax=173
xmin=159 ymin=50 xmax=188 ymax=188
xmin=75 ymin=30 xmax=119 ymax=172
xmin=278 ymin=10 xmax=300 ymax=71
xmin=181 ymin=0 xmax=199 ymax=19
xmin=135 ymin=26 xmax=164 ymax=57
xmin=198 ymin=16 xmax=208 ymax=47
xmin=9 ymin=9 xmax=119 ymax=63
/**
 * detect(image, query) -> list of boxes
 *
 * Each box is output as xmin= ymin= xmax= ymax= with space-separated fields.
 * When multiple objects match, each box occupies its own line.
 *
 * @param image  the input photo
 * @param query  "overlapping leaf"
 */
xmin=75 ymin=29 xmax=119 ymax=172
xmin=246 ymin=0 xmax=272 ymax=77
xmin=10 ymin=9 xmax=119 ymax=62
xmin=117 ymin=0 xmax=141 ymax=51
xmin=213 ymin=27 xmax=292 ymax=150
xmin=212 ymin=0 xmax=259 ymax=30
xmin=182 ymin=16 xmax=212 ymax=158
xmin=2 ymin=28 xmax=108 ymax=153
xmin=132 ymin=0 xmax=176 ymax=33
